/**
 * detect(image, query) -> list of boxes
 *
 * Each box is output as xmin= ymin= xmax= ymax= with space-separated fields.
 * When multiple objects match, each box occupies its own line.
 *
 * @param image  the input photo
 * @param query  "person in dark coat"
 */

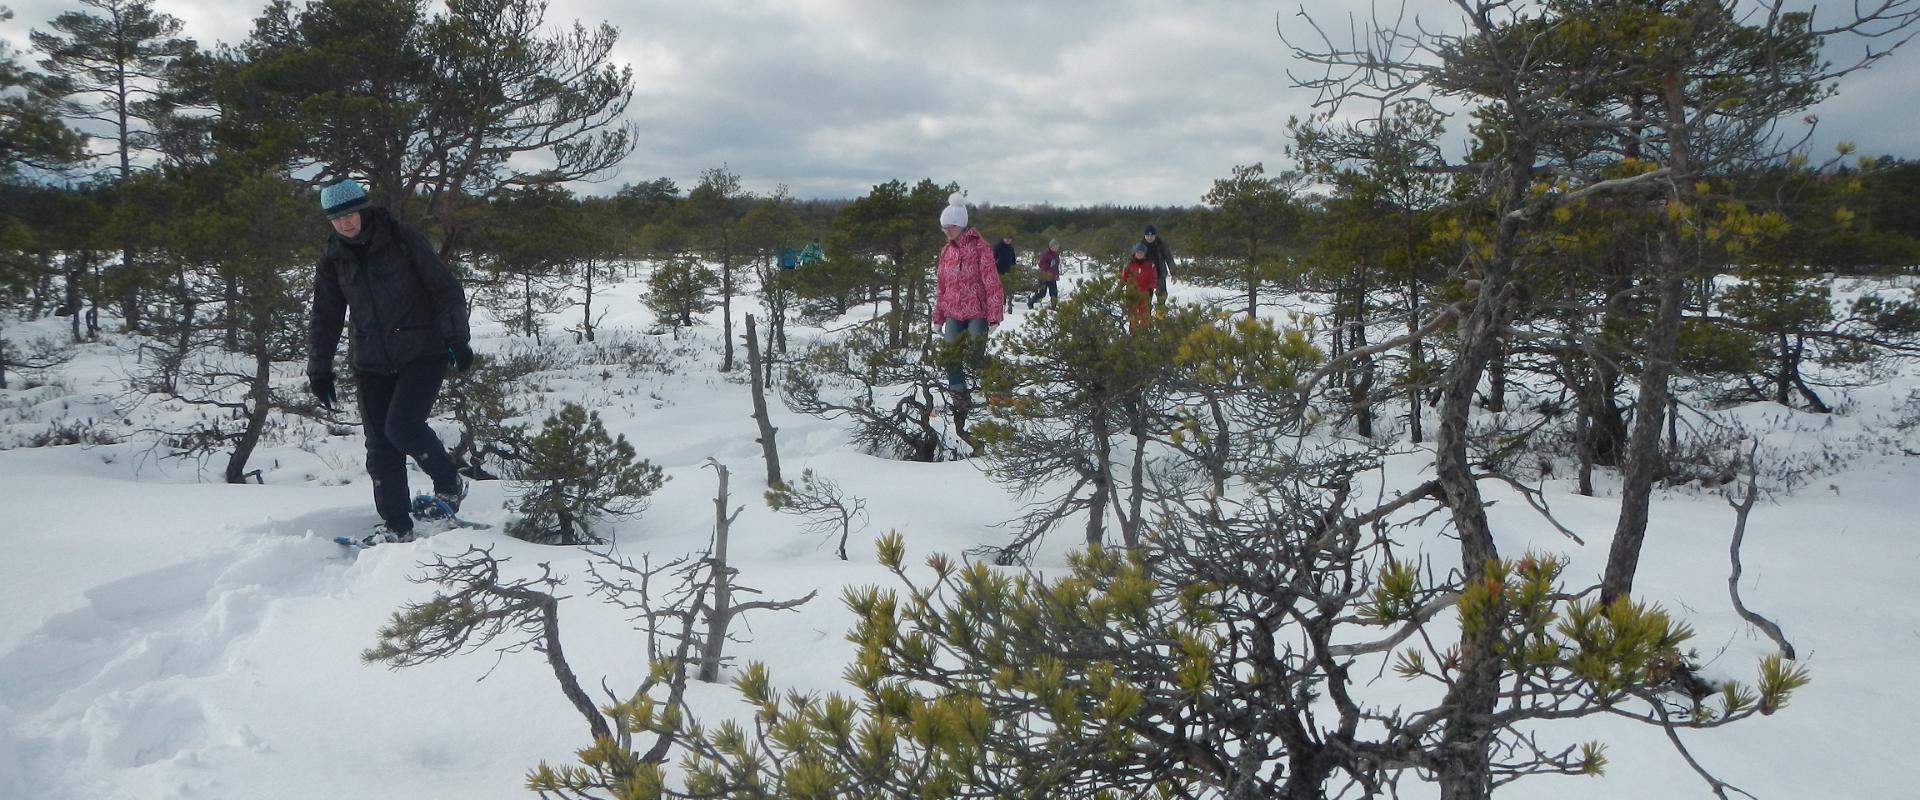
xmin=993 ymin=235 xmax=1017 ymax=313
xmin=1139 ymin=224 xmax=1174 ymax=307
xmin=307 ymin=179 xmax=473 ymax=545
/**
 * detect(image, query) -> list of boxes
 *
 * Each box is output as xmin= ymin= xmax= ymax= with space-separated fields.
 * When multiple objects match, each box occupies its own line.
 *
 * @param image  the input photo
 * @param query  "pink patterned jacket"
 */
xmin=932 ymin=227 xmax=1005 ymax=327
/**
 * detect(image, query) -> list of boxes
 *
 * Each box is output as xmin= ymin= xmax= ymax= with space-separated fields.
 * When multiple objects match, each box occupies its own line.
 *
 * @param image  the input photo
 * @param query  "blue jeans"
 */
xmin=940 ymin=318 xmax=989 ymax=391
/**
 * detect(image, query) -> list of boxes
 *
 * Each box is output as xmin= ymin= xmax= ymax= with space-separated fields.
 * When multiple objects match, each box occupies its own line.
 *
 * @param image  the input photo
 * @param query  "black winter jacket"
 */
xmin=307 ymin=207 xmax=469 ymax=378
xmin=993 ymin=241 xmax=1016 ymax=274
xmin=1139 ymin=235 xmax=1174 ymax=290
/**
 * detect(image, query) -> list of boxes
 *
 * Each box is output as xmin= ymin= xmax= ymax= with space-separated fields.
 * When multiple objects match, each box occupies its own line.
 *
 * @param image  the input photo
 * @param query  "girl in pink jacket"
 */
xmin=932 ymin=193 xmax=1004 ymax=392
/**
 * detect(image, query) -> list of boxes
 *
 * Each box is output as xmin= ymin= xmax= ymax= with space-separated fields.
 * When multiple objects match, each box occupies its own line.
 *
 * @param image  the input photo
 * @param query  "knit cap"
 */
xmin=320 ymin=180 xmax=370 ymax=218
xmin=1134 ymin=243 xmax=1149 ymax=254
xmin=939 ymin=192 xmax=968 ymax=228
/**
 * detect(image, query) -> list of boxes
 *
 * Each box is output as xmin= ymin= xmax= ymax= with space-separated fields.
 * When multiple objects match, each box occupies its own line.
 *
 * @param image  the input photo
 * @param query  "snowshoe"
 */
xmin=337 ymin=522 xmax=416 ymax=549
xmin=412 ymin=480 xmax=468 ymax=521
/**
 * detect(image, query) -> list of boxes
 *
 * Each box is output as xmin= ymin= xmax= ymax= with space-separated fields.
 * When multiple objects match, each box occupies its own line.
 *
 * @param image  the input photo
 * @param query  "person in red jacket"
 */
xmin=932 ymin=192 xmax=1004 ymax=397
xmin=1121 ymin=242 xmax=1158 ymax=332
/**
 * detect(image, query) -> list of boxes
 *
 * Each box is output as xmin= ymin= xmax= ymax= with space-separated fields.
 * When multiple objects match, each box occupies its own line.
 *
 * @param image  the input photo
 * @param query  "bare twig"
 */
xmin=1649 ymin=701 xmax=1759 ymax=800
xmin=1488 ymin=473 xmax=1587 ymax=546
xmin=1329 ymin=591 xmax=1463 ymax=657
xmin=1727 ymin=442 xmax=1796 ymax=659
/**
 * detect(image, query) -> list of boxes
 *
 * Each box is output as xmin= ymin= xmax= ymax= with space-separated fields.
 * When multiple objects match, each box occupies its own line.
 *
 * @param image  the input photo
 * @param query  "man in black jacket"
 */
xmin=307 ymin=179 xmax=474 ymax=545
xmin=993 ymin=235 xmax=1017 ymax=314
xmin=1139 ymin=225 xmax=1173 ymax=308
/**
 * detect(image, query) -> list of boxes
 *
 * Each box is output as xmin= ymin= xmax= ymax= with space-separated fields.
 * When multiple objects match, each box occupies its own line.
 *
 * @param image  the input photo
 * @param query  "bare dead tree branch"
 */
xmin=1726 ymin=441 xmax=1796 ymax=659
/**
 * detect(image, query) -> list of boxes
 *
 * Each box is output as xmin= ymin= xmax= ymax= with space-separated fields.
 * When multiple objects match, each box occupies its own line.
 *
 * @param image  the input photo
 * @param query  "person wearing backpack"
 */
xmin=307 ymin=179 xmax=473 ymax=546
xmin=1138 ymin=224 xmax=1174 ymax=307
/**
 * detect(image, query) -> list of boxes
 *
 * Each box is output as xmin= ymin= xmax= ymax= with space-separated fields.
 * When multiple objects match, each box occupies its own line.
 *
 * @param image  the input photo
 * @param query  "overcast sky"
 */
xmin=6 ymin=0 xmax=1917 ymax=207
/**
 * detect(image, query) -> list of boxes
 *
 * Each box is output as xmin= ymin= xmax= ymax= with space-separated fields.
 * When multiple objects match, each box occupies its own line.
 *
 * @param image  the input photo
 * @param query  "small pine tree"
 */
xmin=972 ymin=279 xmax=1214 ymax=551
xmin=645 ymin=254 xmax=716 ymax=336
xmin=508 ymin=402 xmax=667 ymax=545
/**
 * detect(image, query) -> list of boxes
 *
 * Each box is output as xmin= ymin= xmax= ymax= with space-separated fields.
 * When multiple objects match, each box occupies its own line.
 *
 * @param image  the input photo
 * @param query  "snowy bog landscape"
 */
xmin=0 ymin=264 xmax=1916 ymax=799
xmin=6 ymin=0 xmax=1920 ymax=792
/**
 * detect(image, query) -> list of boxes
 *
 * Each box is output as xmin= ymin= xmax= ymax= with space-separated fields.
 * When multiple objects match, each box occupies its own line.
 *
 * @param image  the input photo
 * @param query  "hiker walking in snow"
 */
xmin=993 ymin=234 xmax=1018 ymax=314
xmin=798 ymin=238 xmax=825 ymax=266
xmin=1029 ymin=239 xmax=1061 ymax=309
xmin=1138 ymin=224 xmax=1173 ymax=307
xmin=307 ymin=179 xmax=473 ymax=546
xmin=932 ymin=193 xmax=1004 ymax=405
xmin=1121 ymin=242 xmax=1158 ymax=332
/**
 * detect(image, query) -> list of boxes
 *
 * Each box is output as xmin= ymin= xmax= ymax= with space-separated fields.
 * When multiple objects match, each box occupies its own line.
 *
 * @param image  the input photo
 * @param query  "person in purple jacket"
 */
xmin=1028 ymin=239 xmax=1061 ymax=309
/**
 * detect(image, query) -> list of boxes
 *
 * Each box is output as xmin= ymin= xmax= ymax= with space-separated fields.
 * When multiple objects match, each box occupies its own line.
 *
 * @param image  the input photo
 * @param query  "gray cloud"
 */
xmin=5 ymin=0 xmax=1915 ymax=205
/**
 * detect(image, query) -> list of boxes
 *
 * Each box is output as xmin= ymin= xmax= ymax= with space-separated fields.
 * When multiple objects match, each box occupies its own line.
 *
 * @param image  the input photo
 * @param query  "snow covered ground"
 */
xmin=2 ymin=267 xmax=1916 ymax=799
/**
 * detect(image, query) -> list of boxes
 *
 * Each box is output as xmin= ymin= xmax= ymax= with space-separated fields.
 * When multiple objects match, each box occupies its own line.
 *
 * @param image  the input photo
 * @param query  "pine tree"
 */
xmin=467 ymin=185 xmax=586 ymax=342
xmin=972 ymin=280 xmax=1199 ymax=551
xmin=1190 ymin=162 xmax=1305 ymax=319
xmin=202 ymin=0 xmax=634 ymax=242
xmin=834 ymin=178 xmax=955 ymax=346
xmin=680 ymin=166 xmax=749 ymax=372
xmin=534 ymin=508 xmax=1809 ymax=799
xmin=507 ymin=403 xmax=667 ymax=545
xmin=29 ymin=0 xmax=193 ymax=181
xmin=1 ymin=6 xmax=86 ymax=180
xmin=764 ymin=468 xmax=867 ymax=560
xmin=29 ymin=0 xmax=191 ymax=332
xmin=644 ymin=254 xmax=715 ymax=337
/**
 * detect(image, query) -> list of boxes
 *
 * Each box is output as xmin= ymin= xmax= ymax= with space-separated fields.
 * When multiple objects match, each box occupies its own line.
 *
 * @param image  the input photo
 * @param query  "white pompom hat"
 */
xmin=939 ymin=192 xmax=968 ymax=228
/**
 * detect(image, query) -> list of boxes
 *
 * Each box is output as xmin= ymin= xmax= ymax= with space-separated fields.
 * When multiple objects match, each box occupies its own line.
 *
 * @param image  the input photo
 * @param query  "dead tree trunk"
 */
xmin=745 ymin=315 xmax=782 ymax=487
xmin=698 ymin=459 xmax=743 ymax=683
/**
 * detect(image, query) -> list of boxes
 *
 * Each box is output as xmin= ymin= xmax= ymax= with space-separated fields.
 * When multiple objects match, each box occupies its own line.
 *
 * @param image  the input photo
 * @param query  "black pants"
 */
xmin=1029 ymin=280 xmax=1058 ymax=306
xmin=357 ymin=356 xmax=460 ymax=530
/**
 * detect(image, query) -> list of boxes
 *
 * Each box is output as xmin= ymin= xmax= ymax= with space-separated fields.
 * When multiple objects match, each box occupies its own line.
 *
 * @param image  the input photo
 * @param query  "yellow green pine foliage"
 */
xmin=1171 ymin=310 xmax=1321 ymax=393
xmin=547 ymin=532 xmax=1198 ymax=798
xmin=527 ymin=538 xmax=1813 ymax=796
xmin=1161 ymin=308 xmax=1324 ymax=455
xmin=526 ymin=660 xmax=692 ymax=799
xmin=976 ymin=279 xmax=1172 ymax=413
xmin=1380 ymin=554 xmax=1810 ymax=777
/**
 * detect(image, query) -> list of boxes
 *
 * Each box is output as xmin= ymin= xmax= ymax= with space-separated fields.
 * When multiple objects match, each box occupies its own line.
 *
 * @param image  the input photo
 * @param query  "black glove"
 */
xmin=448 ymin=340 xmax=474 ymax=374
xmin=308 ymin=372 xmax=336 ymax=410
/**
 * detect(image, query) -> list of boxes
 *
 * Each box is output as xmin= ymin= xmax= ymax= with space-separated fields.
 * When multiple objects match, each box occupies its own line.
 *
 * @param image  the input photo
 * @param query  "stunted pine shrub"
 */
xmin=645 ymin=255 xmax=716 ymax=336
xmin=507 ymin=402 xmax=666 ymax=545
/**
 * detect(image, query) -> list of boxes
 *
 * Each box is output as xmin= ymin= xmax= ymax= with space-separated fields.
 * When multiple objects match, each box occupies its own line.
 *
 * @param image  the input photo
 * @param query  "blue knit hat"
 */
xmin=320 ymin=180 xmax=370 ymax=218
xmin=1144 ymin=224 xmax=1157 ymax=236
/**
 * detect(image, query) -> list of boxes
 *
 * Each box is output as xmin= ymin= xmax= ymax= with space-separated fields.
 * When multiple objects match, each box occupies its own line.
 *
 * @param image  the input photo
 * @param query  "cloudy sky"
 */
xmin=6 ymin=0 xmax=1917 ymax=207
